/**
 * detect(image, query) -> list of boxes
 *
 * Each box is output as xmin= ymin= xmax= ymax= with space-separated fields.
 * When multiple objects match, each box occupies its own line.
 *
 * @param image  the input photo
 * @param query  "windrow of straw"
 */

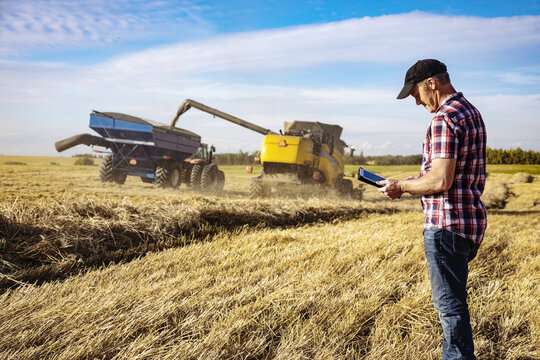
xmin=0 ymin=195 xmax=398 ymax=291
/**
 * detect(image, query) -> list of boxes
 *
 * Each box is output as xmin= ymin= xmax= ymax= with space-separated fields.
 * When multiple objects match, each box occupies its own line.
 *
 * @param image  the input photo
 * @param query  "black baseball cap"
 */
xmin=397 ymin=59 xmax=447 ymax=99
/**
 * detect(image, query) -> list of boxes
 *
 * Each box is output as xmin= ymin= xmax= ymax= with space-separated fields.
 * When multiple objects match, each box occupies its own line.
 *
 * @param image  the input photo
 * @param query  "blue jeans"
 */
xmin=424 ymin=229 xmax=479 ymax=360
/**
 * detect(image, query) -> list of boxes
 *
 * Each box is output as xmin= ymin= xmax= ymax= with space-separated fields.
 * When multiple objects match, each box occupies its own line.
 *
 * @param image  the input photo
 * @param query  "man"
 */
xmin=378 ymin=59 xmax=487 ymax=360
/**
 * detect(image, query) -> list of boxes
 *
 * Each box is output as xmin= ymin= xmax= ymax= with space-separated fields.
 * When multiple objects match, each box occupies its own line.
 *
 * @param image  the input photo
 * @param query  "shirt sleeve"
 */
xmin=430 ymin=115 xmax=458 ymax=159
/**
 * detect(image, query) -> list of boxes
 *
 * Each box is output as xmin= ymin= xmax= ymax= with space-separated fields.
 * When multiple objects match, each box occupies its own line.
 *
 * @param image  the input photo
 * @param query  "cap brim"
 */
xmin=397 ymin=82 xmax=414 ymax=99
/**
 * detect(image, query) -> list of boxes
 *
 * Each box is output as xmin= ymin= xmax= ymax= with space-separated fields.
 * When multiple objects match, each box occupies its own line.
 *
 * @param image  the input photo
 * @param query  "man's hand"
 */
xmin=377 ymin=179 xmax=403 ymax=200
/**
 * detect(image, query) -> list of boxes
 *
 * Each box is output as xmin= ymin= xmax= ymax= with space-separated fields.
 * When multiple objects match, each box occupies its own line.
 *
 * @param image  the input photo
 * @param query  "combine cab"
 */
xmin=55 ymin=111 xmax=224 ymax=193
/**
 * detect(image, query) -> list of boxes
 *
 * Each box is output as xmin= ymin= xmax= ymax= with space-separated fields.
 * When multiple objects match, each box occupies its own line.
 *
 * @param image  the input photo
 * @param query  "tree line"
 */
xmin=213 ymin=148 xmax=540 ymax=165
xmin=213 ymin=150 xmax=424 ymax=165
xmin=73 ymin=147 xmax=540 ymax=166
xmin=213 ymin=151 xmax=260 ymax=165
xmin=485 ymin=147 xmax=540 ymax=164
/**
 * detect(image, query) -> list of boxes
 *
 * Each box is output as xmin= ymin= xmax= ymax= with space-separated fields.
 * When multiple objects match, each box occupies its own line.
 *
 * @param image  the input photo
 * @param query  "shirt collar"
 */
xmin=442 ymin=92 xmax=462 ymax=105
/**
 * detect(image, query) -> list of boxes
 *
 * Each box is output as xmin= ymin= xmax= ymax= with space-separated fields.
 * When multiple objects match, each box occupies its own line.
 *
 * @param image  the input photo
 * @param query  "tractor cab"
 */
xmin=187 ymin=144 xmax=215 ymax=164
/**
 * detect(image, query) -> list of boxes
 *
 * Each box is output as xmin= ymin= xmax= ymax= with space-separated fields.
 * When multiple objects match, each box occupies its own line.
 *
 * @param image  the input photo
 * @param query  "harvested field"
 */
xmin=0 ymin=156 xmax=538 ymax=359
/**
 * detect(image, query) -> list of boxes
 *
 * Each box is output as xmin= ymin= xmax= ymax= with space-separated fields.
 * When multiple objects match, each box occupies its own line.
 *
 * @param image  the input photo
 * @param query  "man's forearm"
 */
xmin=401 ymin=158 xmax=456 ymax=196
xmin=400 ymin=173 xmax=451 ymax=195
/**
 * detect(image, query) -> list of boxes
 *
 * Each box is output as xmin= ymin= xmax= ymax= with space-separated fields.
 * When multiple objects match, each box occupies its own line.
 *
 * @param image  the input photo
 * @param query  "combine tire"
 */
xmin=200 ymin=163 xmax=218 ymax=192
xmin=190 ymin=164 xmax=204 ymax=190
xmin=249 ymin=181 xmax=267 ymax=198
xmin=100 ymin=155 xmax=126 ymax=184
xmin=155 ymin=162 xmax=182 ymax=188
xmin=340 ymin=179 xmax=353 ymax=199
xmin=217 ymin=170 xmax=225 ymax=191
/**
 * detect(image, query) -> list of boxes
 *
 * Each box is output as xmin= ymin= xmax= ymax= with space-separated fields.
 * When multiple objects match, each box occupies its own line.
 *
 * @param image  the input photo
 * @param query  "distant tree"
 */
xmin=73 ymin=153 xmax=102 ymax=158
xmin=214 ymin=151 xmax=260 ymax=165
xmin=74 ymin=157 xmax=94 ymax=166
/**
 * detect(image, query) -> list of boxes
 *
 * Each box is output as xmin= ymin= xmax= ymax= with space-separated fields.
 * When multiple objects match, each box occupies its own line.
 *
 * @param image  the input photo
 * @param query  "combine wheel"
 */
xmin=100 ymin=155 xmax=126 ymax=184
xmin=201 ymin=163 xmax=218 ymax=192
xmin=340 ymin=179 xmax=354 ymax=199
xmin=217 ymin=170 xmax=225 ymax=191
xmin=190 ymin=164 xmax=204 ymax=190
xmin=140 ymin=177 xmax=154 ymax=184
xmin=249 ymin=181 xmax=267 ymax=198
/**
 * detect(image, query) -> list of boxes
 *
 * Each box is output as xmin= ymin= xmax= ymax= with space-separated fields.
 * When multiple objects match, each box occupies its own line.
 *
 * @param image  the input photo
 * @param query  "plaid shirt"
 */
xmin=420 ymin=92 xmax=487 ymax=244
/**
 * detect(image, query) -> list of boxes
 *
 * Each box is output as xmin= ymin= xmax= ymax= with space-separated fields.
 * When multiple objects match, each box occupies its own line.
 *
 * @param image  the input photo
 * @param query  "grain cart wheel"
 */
xmin=154 ymin=164 xmax=170 ymax=188
xmin=201 ymin=163 xmax=219 ymax=193
xmin=99 ymin=155 xmax=114 ymax=182
xmin=190 ymin=164 xmax=204 ymax=190
xmin=340 ymin=179 xmax=354 ymax=199
xmin=100 ymin=155 xmax=126 ymax=184
xmin=249 ymin=181 xmax=267 ymax=198
xmin=217 ymin=170 xmax=225 ymax=191
xmin=155 ymin=163 xmax=182 ymax=188
xmin=112 ymin=172 xmax=127 ymax=185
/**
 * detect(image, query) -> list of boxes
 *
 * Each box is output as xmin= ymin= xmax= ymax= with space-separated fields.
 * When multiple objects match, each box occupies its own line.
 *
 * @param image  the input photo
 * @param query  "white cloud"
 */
xmin=0 ymin=0 xmax=213 ymax=56
xmin=495 ymin=72 xmax=540 ymax=86
xmin=96 ymin=12 xmax=540 ymax=75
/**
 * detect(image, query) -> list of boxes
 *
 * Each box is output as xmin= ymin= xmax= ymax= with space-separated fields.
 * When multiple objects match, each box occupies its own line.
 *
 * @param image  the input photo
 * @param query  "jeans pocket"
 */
xmin=451 ymin=233 xmax=472 ymax=257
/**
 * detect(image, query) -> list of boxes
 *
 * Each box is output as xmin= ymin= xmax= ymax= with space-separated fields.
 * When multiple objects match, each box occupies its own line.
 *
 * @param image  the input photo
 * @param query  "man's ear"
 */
xmin=427 ymin=77 xmax=437 ymax=90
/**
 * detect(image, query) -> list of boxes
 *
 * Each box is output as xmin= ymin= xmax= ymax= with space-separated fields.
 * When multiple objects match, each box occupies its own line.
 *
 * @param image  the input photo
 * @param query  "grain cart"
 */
xmin=170 ymin=99 xmax=358 ymax=198
xmin=54 ymin=111 xmax=224 ymax=192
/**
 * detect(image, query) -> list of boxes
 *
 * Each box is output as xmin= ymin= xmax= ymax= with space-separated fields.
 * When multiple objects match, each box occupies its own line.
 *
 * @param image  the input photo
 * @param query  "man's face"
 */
xmin=409 ymin=80 xmax=438 ymax=113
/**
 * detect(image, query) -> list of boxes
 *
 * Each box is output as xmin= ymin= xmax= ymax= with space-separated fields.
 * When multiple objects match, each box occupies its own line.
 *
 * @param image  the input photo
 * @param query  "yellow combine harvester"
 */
xmin=171 ymin=99 xmax=360 ymax=199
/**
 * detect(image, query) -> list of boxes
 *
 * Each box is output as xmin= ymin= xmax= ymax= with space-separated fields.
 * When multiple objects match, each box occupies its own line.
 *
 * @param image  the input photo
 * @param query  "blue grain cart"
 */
xmin=55 ymin=111 xmax=225 ymax=191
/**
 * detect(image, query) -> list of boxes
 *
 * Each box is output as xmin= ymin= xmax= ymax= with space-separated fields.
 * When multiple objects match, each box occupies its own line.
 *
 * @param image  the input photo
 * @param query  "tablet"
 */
xmin=357 ymin=167 xmax=386 ymax=188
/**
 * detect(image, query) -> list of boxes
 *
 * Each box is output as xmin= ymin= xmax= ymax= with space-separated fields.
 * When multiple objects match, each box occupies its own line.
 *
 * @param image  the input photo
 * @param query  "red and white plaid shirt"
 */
xmin=421 ymin=92 xmax=487 ymax=244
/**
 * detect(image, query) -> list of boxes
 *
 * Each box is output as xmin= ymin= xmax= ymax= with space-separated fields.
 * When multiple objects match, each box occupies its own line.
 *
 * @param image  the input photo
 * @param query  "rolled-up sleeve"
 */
xmin=431 ymin=115 xmax=458 ymax=159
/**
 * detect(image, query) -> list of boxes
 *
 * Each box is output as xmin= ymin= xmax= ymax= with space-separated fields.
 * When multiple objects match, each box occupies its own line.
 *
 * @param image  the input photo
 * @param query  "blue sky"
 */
xmin=1 ymin=0 xmax=539 ymax=156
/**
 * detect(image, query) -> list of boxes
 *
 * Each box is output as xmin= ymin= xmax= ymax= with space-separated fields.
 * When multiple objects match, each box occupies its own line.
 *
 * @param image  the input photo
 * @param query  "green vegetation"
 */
xmin=487 ymin=147 xmax=540 ymax=164
xmin=73 ymin=156 xmax=95 ymax=166
xmin=345 ymin=152 xmax=423 ymax=166
xmin=214 ymin=150 xmax=260 ymax=165
xmin=487 ymin=164 xmax=540 ymax=175
xmin=216 ymin=147 xmax=540 ymax=167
